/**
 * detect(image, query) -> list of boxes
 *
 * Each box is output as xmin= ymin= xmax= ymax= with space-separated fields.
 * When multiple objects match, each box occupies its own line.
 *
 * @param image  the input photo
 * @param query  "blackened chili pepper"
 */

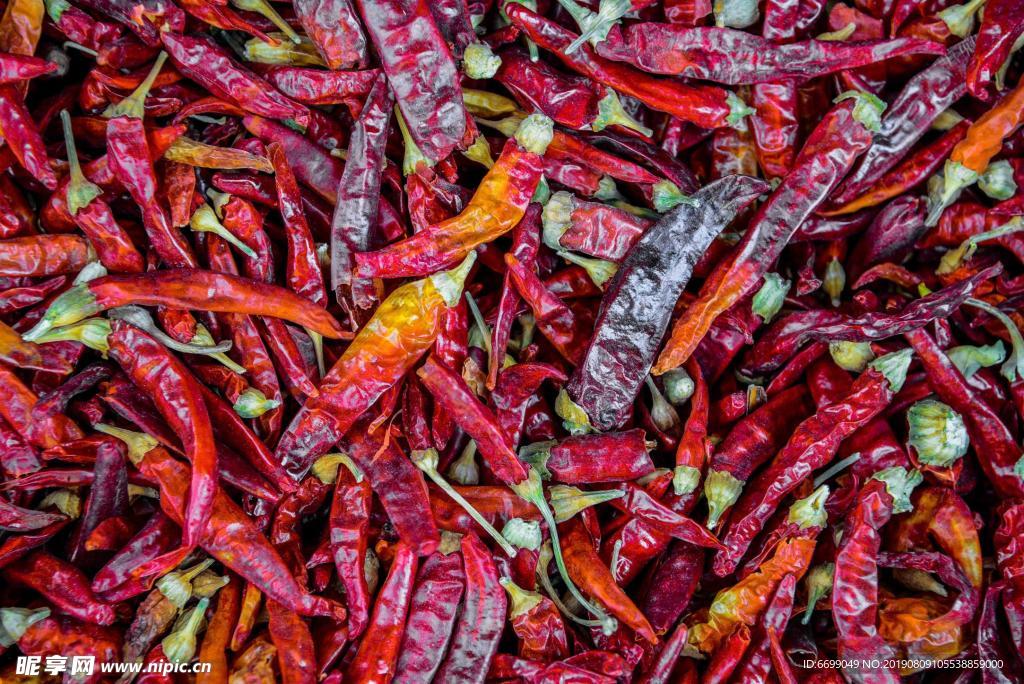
xmin=563 ymin=174 xmax=767 ymax=431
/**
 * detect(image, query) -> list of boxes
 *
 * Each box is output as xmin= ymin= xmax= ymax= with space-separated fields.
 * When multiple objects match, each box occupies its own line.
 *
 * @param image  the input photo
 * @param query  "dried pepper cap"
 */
xmin=907 ymin=399 xmax=970 ymax=468
xmin=834 ymin=90 xmax=887 ymax=133
xmin=871 ymin=466 xmax=924 ymax=514
xmin=463 ymin=42 xmax=502 ymax=80
xmin=514 ymin=113 xmax=554 ymax=155
xmin=502 ymin=518 xmax=542 ymax=551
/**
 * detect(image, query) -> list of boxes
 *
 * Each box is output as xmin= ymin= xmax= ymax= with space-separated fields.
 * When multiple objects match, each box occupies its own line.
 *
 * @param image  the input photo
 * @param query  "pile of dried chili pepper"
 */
xmin=0 ymin=0 xmax=1023 ymax=681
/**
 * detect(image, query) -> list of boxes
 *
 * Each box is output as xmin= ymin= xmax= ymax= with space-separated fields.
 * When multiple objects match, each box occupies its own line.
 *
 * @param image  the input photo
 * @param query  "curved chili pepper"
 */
xmin=828 ymin=36 xmax=973 ymax=210
xmin=0 ymin=85 xmax=57 ymax=189
xmin=905 ymin=326 xmax=1024 ymax=497
xmin=293 ymin=0 xmax=368 ymax=69
xmin=343 ymin=418 xmax=441 ymax=555
xmin=109 ymin=429 xmax=346 ymax=620
xmin=564 ymin=174 xmax=767 ymax=431
xmin=0 ymin=235 xmax=94 ymax=278
xmin=23 ymin=270 xmax=350 ymax=343
xmin=833 ymin=473 xmax=920 ymax=683
xmin=495 ymin=48 xmax=647 ymax=134
xmin=0 ymin=364 xmax=83 ymax=449
xmin=196 ymin=576 xmax=240 ymax=684
xmin=506 ymin=3 xmax=749 ymax=130
xmin=504 ymin=253 xmax=590 ymax=365
xmin=275 ymin=255 xmax=474 ymax=478
xmin=161 ymin=32 xmax=309 ymax=126
xmin=703 ymin=385 xmax=813 ymax=530
xmin=742 ymin=265 xmax=994 ymax=374
xmin=357 ymin=115 xmax=550 ymax=278
xmin=597 ymin=26 xmax=943 ymax=84
xmin=654 ymin=92 xmax=885 ymax=374
xmin=5 ymin=550 xmax=120 ymax=625
xmin=327 ymin=457 xmax=372 ymax=638
xmin=715 ymin=349 xmax=913 ymax=576
xmin=92 ymin=510 xmax=179 ymax=596
xmin=562 ymin=517 xmax=657 ymax=643
xmin=689 ymin=537 xmax=815 ymax=653
xmin=927 ymin=72 xmax=1024 ymax=224
xmin=638 ymin=541 xmax=703 ymax=636
xmin=966 ymin=0 xmax=1024 ymax=97
xmin=106 ymin=320 xmax=216 ymax=570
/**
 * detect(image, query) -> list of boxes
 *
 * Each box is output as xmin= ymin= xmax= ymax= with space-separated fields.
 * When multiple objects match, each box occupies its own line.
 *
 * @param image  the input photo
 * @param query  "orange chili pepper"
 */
xmin=355 ymin=114 xmax=552 ymax=278
xmin=688 ymin=537 xmax=816 ymax=653
xmin=562 ymin=517 xmax=658 ymax=644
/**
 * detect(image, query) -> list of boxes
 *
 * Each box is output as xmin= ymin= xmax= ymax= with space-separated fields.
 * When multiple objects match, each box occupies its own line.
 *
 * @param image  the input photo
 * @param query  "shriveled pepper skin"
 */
xmin=356 ymin=0 xmax=466 ymax=162
xmin=567 ymin=175 xmax=767 ymax=430
xmin=654 ymin=97 xmax=879 ymax=373
xmin=356 ymin=139 xmax=544 ymax=278
xmin=275 ymin=268 xmax=465 ymax=478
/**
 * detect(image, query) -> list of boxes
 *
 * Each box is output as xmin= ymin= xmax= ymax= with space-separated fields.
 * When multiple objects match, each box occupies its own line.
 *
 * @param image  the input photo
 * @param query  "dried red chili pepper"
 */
xmin=346 ymin=542 xmax=418 ymax=682
xmin=357 ymin=114 xmax=551 ymax=278
xmin=275 ymin=255 xmax=474 ymax=478
xmin=654 ymin=92 xmax=886 ymax=373
xmin=357 ymin=0 xmax=467 ymax=162
xmin=506 ymin=3 xmax=751 ymax=130
xmin=715 ymin=349 xmax=913 ymax=576
xmin=329 ymin=71 xmax=391 ymax=313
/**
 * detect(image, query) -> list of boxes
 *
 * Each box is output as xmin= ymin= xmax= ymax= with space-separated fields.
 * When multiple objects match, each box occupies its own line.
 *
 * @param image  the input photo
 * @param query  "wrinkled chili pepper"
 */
xmin=564 ymin=175 xmax=767 ymax=431
xmin=653 ymin=92 xmax=886 ymax=373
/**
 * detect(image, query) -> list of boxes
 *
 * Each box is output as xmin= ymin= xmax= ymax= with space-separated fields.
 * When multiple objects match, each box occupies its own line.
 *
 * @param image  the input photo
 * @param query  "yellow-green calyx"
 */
xmin=906 ymin=399 xmax=970 ymax=468
xmin=704 ymin=469 xmax=744 ymax=530
xmin=233 ymin=388 xmax=281 ymax=419
xmin=787 ymin=484 xmax=829 ymax=530
xmin=104 ymin=51 xmax=168 ymax=120
xmin=161 ymin=597 xmax=209 ymax=663
xmin=21 ymin=284 xmax=101 ymax=342
xmin=548 ymin=485 xmax=624 ymax=522
xmin=829 ymin=341 xmax=875 ymax=372
xmin=555 ymin=389 xmax=593 ymax=435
